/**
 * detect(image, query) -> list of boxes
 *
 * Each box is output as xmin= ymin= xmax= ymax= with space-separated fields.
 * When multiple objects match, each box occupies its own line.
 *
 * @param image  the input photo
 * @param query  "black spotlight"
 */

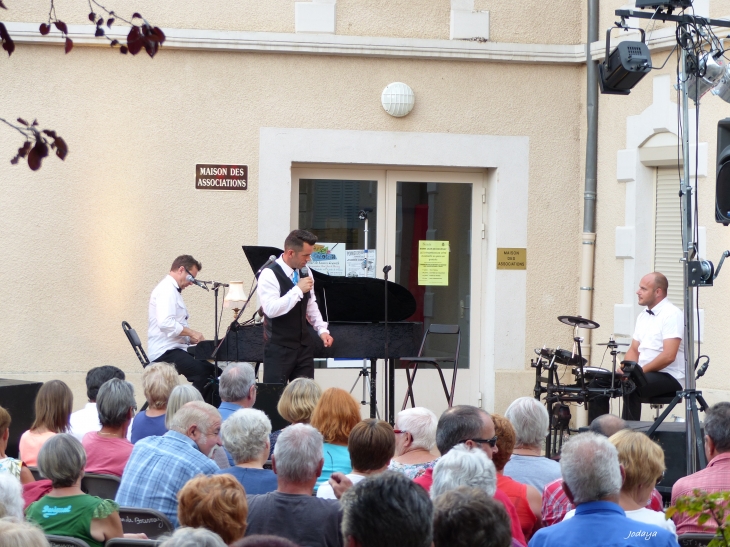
xmin=716 ymin=118 xmax=730 ymax=225
xmin=598 ymin=27 xmax=652 ymax=95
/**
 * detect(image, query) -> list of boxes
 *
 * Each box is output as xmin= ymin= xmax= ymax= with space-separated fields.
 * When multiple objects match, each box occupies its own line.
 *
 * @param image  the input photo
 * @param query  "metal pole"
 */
xmin=680 ymin=44 xmax=698 ymax=474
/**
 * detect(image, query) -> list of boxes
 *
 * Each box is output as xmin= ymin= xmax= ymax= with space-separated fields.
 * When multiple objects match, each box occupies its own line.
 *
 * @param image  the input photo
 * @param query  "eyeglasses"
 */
xmin=461 ymin=435 xmax=499 ymax=448
xmin=393 ymin=430 xmax=408 ymax=435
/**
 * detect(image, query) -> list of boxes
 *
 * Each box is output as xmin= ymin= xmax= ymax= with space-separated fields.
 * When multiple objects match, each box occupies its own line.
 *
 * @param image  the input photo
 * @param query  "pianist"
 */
xmin=258 ymin=230 xmax=334 ymax=384
xmin=148 ymin=255 xmax=215 ymax=400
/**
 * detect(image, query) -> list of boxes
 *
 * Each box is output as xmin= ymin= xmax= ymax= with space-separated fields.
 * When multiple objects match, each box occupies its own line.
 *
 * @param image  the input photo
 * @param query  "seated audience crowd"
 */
xmin=4 ymin=365 xmax=730 ymax=547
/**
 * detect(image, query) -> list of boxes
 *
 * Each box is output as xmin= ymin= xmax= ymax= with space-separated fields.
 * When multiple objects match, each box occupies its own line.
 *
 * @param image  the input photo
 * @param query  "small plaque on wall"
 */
xmin=496 ymin=248 xmax=526 ymax=270
xmin=195 ymin=164 xmax=248 ymax=190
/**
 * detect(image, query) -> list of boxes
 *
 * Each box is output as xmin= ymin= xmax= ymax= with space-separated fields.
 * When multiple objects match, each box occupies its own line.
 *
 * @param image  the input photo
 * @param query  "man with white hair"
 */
xmin=217 ymin=363 xmax=257 ymax=421
xmin=529 ymin=433 xmax=677 ymax=547
xmin=245 ymin=423 xmax=341 ymax=547
xmin=503 ymin=397 xmax=561 ymax=491
xmin=115 ymin=401 xmax=221 ymax=527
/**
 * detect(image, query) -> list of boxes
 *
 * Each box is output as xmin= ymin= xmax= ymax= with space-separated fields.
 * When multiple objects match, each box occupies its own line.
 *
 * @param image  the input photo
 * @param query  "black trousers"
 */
xmin=155 ymin=348 xmax=216 ymax=401
xmin=587 ymin=371 xmax=682 ymax=423
xmin=263 ymin=342 xmax=314 ymax=384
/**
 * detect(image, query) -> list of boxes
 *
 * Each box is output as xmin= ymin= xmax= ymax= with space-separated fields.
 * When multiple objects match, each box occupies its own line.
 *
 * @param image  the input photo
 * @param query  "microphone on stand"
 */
xmin=256 ymin=255 xmax=278 ymax=276
xmin=186 ymin=274 xmax=209 ymax=291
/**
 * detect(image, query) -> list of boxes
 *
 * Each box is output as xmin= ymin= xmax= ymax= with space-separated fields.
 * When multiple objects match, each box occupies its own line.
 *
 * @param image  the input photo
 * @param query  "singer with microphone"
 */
xmin=147 ymin=255 xmax=215 ymax=399
xmin=258 ymin=229 xmax=334 ymax=384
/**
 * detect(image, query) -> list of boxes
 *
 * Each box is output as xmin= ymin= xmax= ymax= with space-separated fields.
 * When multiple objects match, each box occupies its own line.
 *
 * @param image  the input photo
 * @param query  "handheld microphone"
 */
xmin=256 ymin=255 xmax=278 ymax=276
xmin=300 ymin=266 xmax=309 ymax=278
xmin=186 ymin=274 xmax=209 ymax=291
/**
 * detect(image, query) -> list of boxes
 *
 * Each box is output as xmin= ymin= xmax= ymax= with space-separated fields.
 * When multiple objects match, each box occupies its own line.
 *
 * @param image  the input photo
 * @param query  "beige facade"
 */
xmin=1 ymin=0 xmax=726 ymax=422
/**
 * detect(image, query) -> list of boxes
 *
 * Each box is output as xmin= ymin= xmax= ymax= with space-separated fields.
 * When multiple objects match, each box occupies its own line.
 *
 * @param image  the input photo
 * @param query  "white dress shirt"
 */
xmin=69 ymin=402 xmax=100 ymax=441
xmin=148 ymin=274 xmax=191 ymax=361
xmin=633 ymin=297 xmax=685 ymax=386
xmin=258 ymin=256 xmax=329 ymax=335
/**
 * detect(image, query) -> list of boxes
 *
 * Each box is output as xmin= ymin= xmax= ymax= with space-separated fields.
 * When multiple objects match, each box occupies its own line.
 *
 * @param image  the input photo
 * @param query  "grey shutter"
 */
xmin=654 ymin=167 xmax=684 ymax=308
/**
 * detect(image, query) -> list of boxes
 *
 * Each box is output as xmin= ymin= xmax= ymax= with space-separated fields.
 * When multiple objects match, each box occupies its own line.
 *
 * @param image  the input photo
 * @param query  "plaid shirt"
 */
xmin=115 ymin=430 xmax=219 ymax=527
xmin=671 ymin=452 xmax=730 ymax=534
xmin=542 ymin=479 xmax=664 ymax=526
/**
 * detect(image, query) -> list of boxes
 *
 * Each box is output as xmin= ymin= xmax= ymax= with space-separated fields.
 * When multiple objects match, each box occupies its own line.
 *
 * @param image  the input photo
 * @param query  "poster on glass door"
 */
xmin=309 ymin=243 xmax=346 ymax=276
xmin=346 ymin=249 xmax=377 ymax=278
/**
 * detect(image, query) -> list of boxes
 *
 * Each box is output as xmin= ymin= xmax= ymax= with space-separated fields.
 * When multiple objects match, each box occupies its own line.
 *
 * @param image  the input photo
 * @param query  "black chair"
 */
xmin=106 ymin=540 xmax=162 ymax=547
xmin=118 ymin=507 xmax=174 ymax=539
xmin=28 ymin=465 xmax=42 ymax=480
xmin=46 ymin=536 xmax=91 ymax=547
xmin=401 ymin=324 xmax=461 ymax=410
xmin=81 ymin=473 xmax=121 ymax=500
xmin=122 ymin=321 xmax=150 ymax=368
xmin=678 ymin=533 xmax=717 ymax=546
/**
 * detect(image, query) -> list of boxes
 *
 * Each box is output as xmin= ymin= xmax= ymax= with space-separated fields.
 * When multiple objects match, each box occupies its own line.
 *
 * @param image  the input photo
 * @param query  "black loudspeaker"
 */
xmin=716 ymin=118 xmax=730 ymax=225
xmin=626 ymin=420 xmax=703 ymax=496
xmin=253 ymin=383 xmax=288 ymax=431
xmin=0 ymin=379 xmax=43 ymax=458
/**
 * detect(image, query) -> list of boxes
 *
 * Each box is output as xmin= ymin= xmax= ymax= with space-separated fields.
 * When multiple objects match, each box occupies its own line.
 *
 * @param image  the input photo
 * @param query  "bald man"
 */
xmin=589 ymin=272 xmax=685 ymax=422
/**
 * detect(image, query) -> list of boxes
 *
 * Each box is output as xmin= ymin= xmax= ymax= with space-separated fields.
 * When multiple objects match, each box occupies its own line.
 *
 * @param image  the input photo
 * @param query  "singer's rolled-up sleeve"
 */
xmin=306 ymin=284 xmax=329 ymax=335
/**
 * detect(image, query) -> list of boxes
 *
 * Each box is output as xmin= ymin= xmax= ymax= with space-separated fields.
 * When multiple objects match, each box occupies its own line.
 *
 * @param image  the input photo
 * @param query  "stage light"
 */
xmin=711 ymin=64 xmax=730 ymax=103
xmin=598 ymin=28 xmax=652 ymax=95
xmin=684 ymin=53 xmax=725 ymax=105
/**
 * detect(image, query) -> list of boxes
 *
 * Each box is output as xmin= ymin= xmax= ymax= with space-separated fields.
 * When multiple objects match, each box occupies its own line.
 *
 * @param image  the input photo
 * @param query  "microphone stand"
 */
xmin=383 ymin=265 xmax=393 ymax=425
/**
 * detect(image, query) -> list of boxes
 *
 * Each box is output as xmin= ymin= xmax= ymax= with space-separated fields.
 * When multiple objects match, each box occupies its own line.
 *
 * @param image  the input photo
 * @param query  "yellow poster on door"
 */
xmin=418 ymin=240 xmax=449 ymax=286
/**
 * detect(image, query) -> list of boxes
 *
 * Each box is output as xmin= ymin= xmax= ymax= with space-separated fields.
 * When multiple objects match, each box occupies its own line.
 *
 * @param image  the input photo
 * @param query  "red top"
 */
xmin=414 ymin=467 xmax=527 ymax=547
xmin=542 ymin=477 xmax=664 ymax=526
xmin=82 ymin=432 xmax=134 ymax=477
xmin=671 ymin=452 xmax=730 ymax=534
xmin=497 ymin=474 xmax=538 ymax=540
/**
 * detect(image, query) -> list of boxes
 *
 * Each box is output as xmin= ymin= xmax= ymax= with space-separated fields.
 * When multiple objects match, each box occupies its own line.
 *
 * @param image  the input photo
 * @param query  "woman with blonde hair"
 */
xmin=131 ymin=363 xmax=181 ymax=443
xmin=310 ymin=387 xmax=361 ymax=489
xmin=177 ymin=474 xmax=248 ymax=545
xmin=165 ymin=385 xmax=204 ymax=430
xmin=563 ymin=429 xmax=676 ymax=537
xmin=269 ymin=378 xmax=322 ymax=456
xmin=19 ymin=380 xmax=73 ymax=466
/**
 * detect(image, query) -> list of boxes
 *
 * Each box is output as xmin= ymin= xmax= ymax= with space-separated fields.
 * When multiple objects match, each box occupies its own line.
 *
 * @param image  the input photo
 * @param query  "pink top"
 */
xmin=82 ymin=432 xmax=134 ymax=477
xmin=18 ymin=430 xmax=56 ymax=466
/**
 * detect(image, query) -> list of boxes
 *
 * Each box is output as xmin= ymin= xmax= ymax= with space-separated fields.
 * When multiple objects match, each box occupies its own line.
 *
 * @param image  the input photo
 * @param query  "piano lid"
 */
xmin=243 ymin=245 xmax=417 ymax=323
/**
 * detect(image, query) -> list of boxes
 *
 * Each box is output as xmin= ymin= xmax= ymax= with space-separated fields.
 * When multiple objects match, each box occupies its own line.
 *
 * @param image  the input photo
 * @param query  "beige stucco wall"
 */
xmin=0 ymin=28 xmax=584 ymax=413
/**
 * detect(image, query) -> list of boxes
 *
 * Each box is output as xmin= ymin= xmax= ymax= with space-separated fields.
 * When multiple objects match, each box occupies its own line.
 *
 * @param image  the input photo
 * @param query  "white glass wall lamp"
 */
xmin=381 ymin=82 xmax=415 ymax=117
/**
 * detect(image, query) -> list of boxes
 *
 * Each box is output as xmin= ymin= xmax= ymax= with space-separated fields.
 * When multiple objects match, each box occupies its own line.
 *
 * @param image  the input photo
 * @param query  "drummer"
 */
xmin=588 ymin=272 xmax=684 ymax=422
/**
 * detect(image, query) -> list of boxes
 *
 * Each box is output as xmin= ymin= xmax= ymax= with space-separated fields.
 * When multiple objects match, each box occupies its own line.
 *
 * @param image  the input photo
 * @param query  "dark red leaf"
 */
xmin=127 ymin=26 xmax=143 ymax=55
xmin=96 ymin=17 xmax=103 ymax=26
xmin=42 ymin=129 xmax=57 ymax=138
xmin=17 ymin=141 xmax=31 ymax=158
xmin=54 ymin=21 xmax=68 ymax=35
xmin=54 ymin=137 xmax=68 ymax=160
xmin=144 ymin=40 xmax=159 ymax=58
xmin=27 ymin=139 xmax=49 ymax=171
xmin=0 ymin=1 xmax=7 ymax=10
xmin=16 ymin=117 xmax=28 ymax=126
xmin=10 ymin=156 xmax=19 ymax=165
xmin=64 ymin=37 xmax=73 ymax=54
xmin=152 ymin=27 xmax=165 ymax=44
xmin=32 ymin=119 xmax=38 ymax=126
xmin=107 ymin=18 xmax=115 ymax=28
xmin=88 ymin=12 xmax=96 ymax=22
xmin=39 ymin=23 xmax=50 ymax=35
xmin=119 ymin=45 xmax=128 ymax=54
xmin=95 ymin=27 xmax=104 ymax=37
xmin=110 ymin=39 xmax=119 ymax=46
xmin=132 ymin=12 xmax=142 ymax=19
xmin=0 ymin=22 xmax=14 ymax=56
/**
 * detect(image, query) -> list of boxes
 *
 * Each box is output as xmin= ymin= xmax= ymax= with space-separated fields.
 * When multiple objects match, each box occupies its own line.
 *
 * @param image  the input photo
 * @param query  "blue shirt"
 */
xmin=218 ymin=401 xmax=245 ymax=422
xmin=216 ymin=466 xmax=278 ymax=495
xmin=130 ymin=411 xmax=167 ymax=444
xmin=528 ymin=501 xmax=678 ymax=547
xmin=315 ymin=443 xmax=352 ymax=490
xmin=115 ymin=430 xmax=219 ymax=527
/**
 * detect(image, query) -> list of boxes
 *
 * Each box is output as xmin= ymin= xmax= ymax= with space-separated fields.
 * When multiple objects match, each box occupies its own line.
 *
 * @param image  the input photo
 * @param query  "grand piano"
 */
xmin=194 ymin=246 xmax=423 ymax=423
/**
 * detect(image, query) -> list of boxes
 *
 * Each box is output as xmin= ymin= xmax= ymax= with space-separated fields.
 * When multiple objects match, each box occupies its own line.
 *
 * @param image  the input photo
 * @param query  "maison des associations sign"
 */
xmin=195 ymin=164 xmax=248 ymax=190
